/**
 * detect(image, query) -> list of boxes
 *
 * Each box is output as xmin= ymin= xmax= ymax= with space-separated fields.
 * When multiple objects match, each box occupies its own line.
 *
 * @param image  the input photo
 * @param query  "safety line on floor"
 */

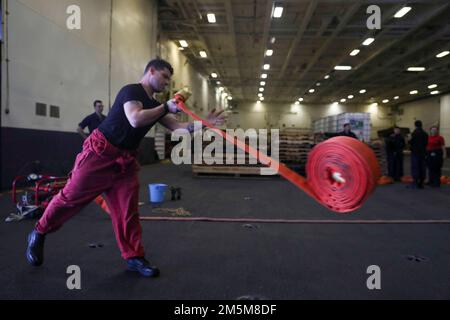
xmin=140 ymin=216 xmax=450 ymax=224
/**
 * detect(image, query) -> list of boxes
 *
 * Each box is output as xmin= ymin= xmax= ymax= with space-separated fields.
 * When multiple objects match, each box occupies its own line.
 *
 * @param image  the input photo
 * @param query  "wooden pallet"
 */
xmin=192 ymin=165 xmax=279 ymax=179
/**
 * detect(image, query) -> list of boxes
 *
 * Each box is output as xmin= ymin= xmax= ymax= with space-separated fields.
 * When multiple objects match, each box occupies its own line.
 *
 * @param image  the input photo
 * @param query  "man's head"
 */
xmin=430 ymin=126 xmax=438 ymax=136
xmin=93 ymin=100 xmax=104 ymax=114
xmin=143 ymin=59 xmax=174 ymax=93
xmin=343 ymin=123 xmax=351 ymax=133
xmin=394 ymin=126 xmax=401 ymax=135
xmin=414 ymin=120 xmax=423 ymax=128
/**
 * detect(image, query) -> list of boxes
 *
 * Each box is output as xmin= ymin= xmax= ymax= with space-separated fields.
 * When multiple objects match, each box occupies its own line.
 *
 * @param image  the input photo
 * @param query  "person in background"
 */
xmin=339 ymin=123 xmax=358 ymax=139
xmin=409 ymin=120 xmax=428 ymax=189
xmin=77 ymin=100 xmax=107 ymax=139
xmin=385 ymin=126 xmax=405 ymax=182
xmin=426 ymin=126 xmax=446 ymax=187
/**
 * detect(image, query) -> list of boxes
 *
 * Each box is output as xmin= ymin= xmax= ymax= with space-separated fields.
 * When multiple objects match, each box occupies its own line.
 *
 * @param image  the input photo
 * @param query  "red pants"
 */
xmin=36 ymin=129 xmax=145 ymax=259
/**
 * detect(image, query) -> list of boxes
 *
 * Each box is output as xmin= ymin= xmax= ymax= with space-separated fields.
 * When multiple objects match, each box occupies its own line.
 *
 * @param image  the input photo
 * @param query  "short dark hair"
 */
xmin=414 ymin=120 xmax=423 ymax=128
xmin=93 ymin=100 xmax=103 ymax=107
xmin=144 ymin=59 xmax=174 ymax=75
xmin=343 ymin=123 xmax=350 ymax=128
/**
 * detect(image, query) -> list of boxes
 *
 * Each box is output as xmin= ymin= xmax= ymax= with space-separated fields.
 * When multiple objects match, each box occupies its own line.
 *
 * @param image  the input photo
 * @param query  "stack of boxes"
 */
xmin=313 ymin=113 xmax=371 ymax=142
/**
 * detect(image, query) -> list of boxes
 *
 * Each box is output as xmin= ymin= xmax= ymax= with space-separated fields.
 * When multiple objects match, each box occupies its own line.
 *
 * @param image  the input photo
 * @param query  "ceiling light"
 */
xmin=340 ymin=98 xmax=347 ymax=103
xmin=207 ymin=13 xmax=216 ymax=23
xmin=324 ymin=75 xmax=330 ymax=79
xmin=298 ymin=98 xmax=304 ymax=102
xmin=216 ymin=81 xmax=221 ymax=85
xmin=409 ymin=90 xmax=418 ymax=95
xmin=295 ymin=101 xmax=300 ymax=105
xmin=332 ymin=102 xmax=339 ymax=106
xmin=259 ymin=97 xmax=265 ymax=101
xmin=394 ymin=96 xmax=399 ymax=100
xmin=359 ymin=89 xmax=366 ymax=94
xmin=309 ymin=89 xmax=315 ymax=93
xmin=428 ymin=84 xmax=437 ymax=89
xmin=382 ymin=99 xmax=389 ymax=103
xmin=178 ymin=47 xmax=184 ymax=51
xmin=316 ymin=82 xmax=321 ymax=86
xmin=436 ymin=51 xmax=449 ymax=58
xmin=256 ymin=101 xmax=261 ymax=105
xmin=261 ymin=73 xmax=268 ymax=79
xmin=211 ymin=73 xmax=218 ymax=78
xmin=407 ymin=67 xmax=426 ymax=72
xmin=334 ymin=65 xmax=352 ymax=71
xmin=259 ymin=88 xmax=265 ymax=92
xmin=273 ymin=6 xmax=283 ymax=18
xmin=199 ymin=51 xmax=207 ymax=58
xmin=260 ymin=81 xmax=266 ymax=86
xmin=179 ymin=40 xmax=188 ymax=48
xmin=431 ymin=91 xmax=440 ymax=95
xmin=263 ymin=64 xmax=270 ymax=70
xmin=228 ymin=96 xmax=233 ymax=100
xmin=350 ymin=49 xmax=360 ymax=56
xmin=258 ymin=93 xmax=263 ymax=97
xmin=266 ymin=49 xmax=273 ymax=56
xmin=270 ymin=37 xmax=276 ymax=44
xmin=394 ymin=7 xmax=412 ymax=18
xmin=362 ymin=38 xmax=375 ymax=46
xmin=348 ymin=95 xmax=354 ymax=99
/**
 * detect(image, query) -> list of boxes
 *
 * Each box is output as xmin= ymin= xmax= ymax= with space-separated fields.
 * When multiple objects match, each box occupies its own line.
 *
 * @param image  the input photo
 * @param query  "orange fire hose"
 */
xmin=174 ymin=92 xmax=380 ymax=213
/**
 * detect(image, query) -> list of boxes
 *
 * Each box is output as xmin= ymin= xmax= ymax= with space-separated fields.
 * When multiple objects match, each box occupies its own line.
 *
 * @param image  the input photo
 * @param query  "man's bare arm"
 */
xmin=124 ymin=101 xmax=167 ymax=128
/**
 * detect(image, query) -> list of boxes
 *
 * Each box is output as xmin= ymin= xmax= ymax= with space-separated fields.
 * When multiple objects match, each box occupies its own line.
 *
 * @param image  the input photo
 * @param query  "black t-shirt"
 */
xmin=79 ymin=112 xmax=106 ymax=134
xmin=98 ymin=84 xmax=162 ymax=150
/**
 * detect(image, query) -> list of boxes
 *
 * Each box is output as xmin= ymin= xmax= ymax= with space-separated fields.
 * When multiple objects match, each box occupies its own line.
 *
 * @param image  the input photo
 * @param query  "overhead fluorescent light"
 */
xmin=261 ymin=73 xmax=268 ymax=79
xmin=407 ymin=67 xmax=426 ymax=72
xmin=362 ymin=38 xmax=375 ymax=46
xmin=259 ymin=88 xmax=265 ymax=92
xmin=207 ymin=13 xmax=216 ymax=23
xmin=316 ymin=82 xmax=321 ymax=86
xmin=409 ymin=90 xmax=418 ymax=95
xmin=324 ymin=75 xmax=330 ymax=79
xmin=273 ymin=6 xmax=283 ymax=18
xmin=348 ymin=95 xmax=354 ymax=99
xmin=340 ymin=98 xmax=346 ymax=103
xmin=211 ymin=73 xmax=218 ymax=78
xmin=295 ymin=101 xmax=300 ymax=105
xmin=382 ymin=99 xmax=389 ymax=103
xmin=228 ymin=96 xmax=233 ymax=100
xmin=309 ymin=89 xmax=315 ymax=93
xmin=260 ymin=81 xmax=266 ymax=86
xmin=218 ymin=87 xmax=224 ymax=92
xmin=436 ymin=50 xmax=449 ymax=58
xmin=350 ymin=49 xmax=360 ymax=56
xmin=394 ymin=96 xmax=399 ymax=100
xmin=258 ymin=93 xmax=263 ymax=97
xmin=178 ymin=47 xmax=184 ymax=51
xmin=263 ymin=64 xmax=270 ymax=70
xmin=430 ymin=90 xmax=440 ymax=95
xmin=394 ymin=7 xmax=412 ymax=18
xmin=334 ymin=65 xmax=352 ymax=71
xmin=298 ymin=98 xmax=304 ymax=102
xmin=266 ymin=49 xmax=273 ymax=56
xmin=428 ymin=84 xmax=438 ymax=89
xmin=199 ymin=51 xmax=207 ymax=58
xmin=259 ymin=97 xmax=265 ymax=101
xmin=179 ymin=40 xmax=188 ymax=47
xmin=256 ymin=101 xmax=261 ymax=105
xmin=359 ymin=89 xmax=366 ymax=94
xmin=216 ymin=81 xmax=221 ymax=85
xmin=270 ymin=37 xmax=276 ymax=44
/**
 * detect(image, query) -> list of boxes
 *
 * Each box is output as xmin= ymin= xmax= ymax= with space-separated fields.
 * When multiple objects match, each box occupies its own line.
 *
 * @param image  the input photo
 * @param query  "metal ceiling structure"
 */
xmin=158 ymin=0 xmax=450 ymax=106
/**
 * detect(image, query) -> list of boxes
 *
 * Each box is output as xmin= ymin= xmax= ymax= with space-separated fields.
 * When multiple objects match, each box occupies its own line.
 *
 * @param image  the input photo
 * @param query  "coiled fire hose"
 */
xmin=173 ymin=90 xmax=380 ymax=213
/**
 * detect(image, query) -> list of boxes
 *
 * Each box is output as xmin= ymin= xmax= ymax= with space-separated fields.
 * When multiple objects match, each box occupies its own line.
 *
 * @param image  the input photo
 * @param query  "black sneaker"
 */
xmin=26 ymin=229 xmax=46 ymax=266
xmin=126 ymin=257 xmax=160 ymax=278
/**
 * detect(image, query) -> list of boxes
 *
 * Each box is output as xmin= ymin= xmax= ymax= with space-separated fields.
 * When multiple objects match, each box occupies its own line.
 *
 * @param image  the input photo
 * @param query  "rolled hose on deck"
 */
xmin=174 ymin=90 xmax=380 ymax=213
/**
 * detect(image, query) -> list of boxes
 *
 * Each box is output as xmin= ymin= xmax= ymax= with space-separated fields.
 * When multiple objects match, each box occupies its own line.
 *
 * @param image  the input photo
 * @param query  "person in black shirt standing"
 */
xmin=77 ymin=100 xmax=107 ymax=139
xmin=339 ymin=123 xmax=358 ymax=139
xmin=409 ymin=120 xmax=428 ymax=189
xmin=385 ymin=127 xmax=405 ymax=181
xmin=26 ymin=59 xmax=226 ymax=278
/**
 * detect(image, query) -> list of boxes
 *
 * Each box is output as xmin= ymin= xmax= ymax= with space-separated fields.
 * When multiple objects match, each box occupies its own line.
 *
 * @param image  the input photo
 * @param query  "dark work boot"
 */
xmin=126 ymin=257 xmax=160 ymax=278
xmin=26 ymin=229 xmax=46 ymax=266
